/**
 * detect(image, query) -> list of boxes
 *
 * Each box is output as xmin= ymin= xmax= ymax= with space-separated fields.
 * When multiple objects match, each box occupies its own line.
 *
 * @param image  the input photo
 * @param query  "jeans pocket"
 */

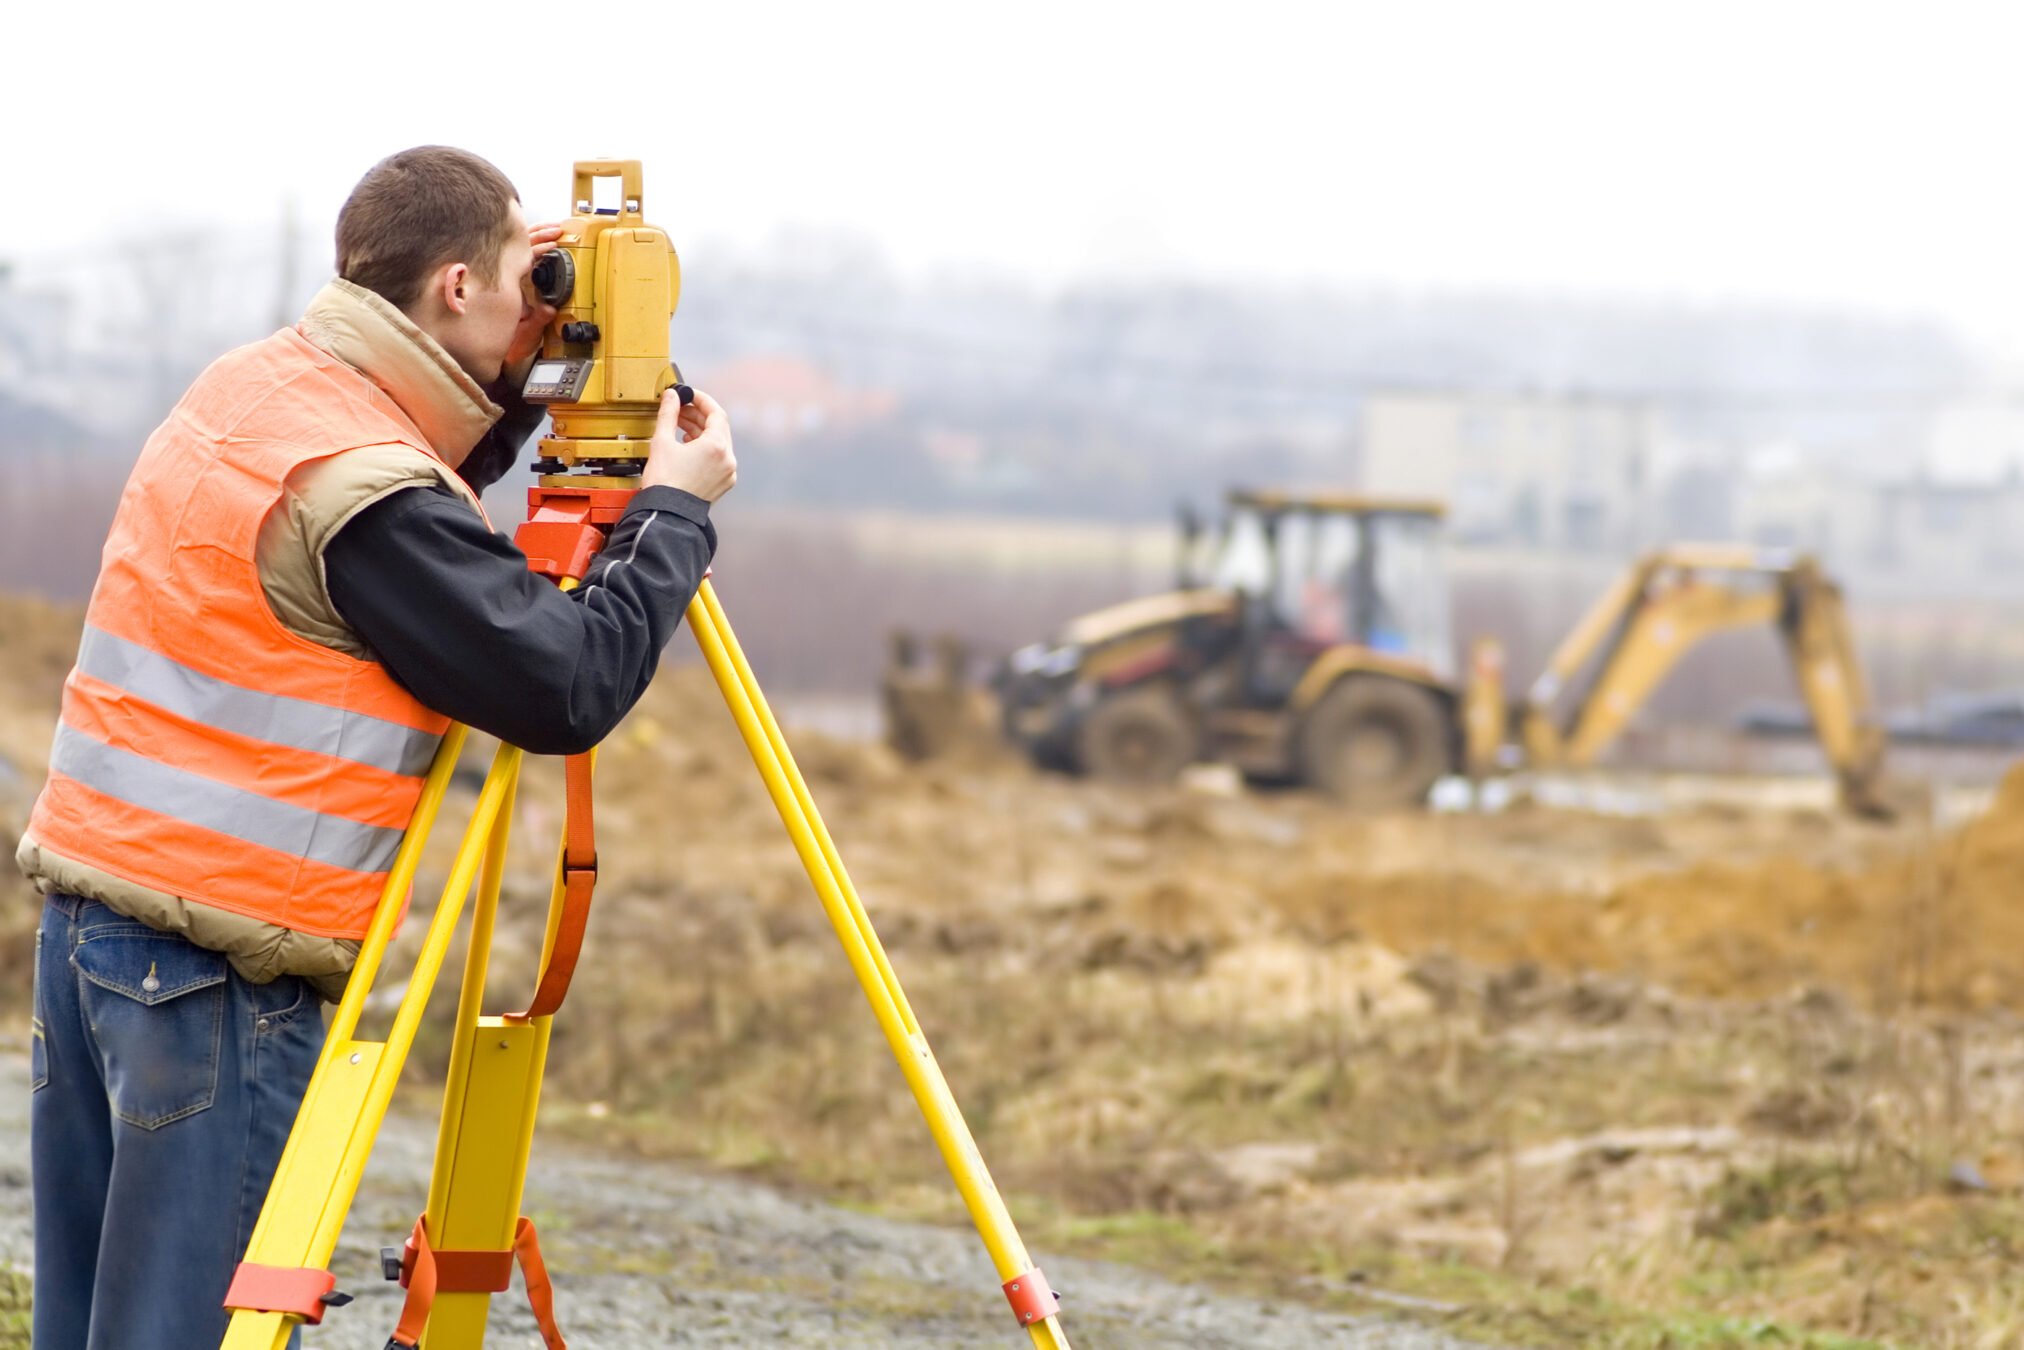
xmin=30 ymin=928 xmax=48 ymax=1092
xmin=73 ymin=928 xmax=228 ymax=1130
xmin=249 ymin=974 xmax=313 ymax=1035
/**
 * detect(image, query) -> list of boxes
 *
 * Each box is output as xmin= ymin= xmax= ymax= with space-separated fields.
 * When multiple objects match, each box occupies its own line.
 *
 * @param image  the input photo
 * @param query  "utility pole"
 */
xmin=124 ymin=231 xmax=210 ymax=419
xmin=274 ymin=194 xmax=300 ymax=332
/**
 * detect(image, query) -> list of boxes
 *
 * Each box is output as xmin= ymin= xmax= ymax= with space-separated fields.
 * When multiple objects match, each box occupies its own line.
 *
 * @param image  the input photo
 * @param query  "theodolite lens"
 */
xmin=531 ymin=251 xmax=575 ymax=307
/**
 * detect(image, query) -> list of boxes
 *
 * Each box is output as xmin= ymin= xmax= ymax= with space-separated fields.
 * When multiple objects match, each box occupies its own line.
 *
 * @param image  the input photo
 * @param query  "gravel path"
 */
xmin=0 ymin=1044 xmax=1487 ymax=1347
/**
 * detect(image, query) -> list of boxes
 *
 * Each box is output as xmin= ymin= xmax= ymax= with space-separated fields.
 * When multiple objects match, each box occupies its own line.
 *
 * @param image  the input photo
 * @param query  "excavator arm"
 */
xmin=1780 ymin=558 xmax=1891 ymax=816
xmin=1508 ymin=547 xmax=1891 ymax=816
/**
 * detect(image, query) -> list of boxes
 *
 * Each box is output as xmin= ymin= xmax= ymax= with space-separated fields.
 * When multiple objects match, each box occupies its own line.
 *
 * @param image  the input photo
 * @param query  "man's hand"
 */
xmin=644 ymin=388 xmax=737 ymax=501
xmin=505 ymin=223 xmax=568 ymax=381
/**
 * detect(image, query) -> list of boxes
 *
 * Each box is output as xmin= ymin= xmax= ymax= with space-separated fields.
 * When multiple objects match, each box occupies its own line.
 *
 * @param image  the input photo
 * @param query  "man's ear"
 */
xmin=437 ymin=262 xmax=472 ymax=316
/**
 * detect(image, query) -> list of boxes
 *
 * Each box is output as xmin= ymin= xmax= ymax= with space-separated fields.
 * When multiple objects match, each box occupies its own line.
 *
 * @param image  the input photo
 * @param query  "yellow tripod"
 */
xmin=219 ymin=577 xmax=1072 ymax=1348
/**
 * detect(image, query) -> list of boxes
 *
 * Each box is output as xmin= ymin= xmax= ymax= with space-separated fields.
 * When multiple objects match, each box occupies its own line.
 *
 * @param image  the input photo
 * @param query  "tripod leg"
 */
xmin=221 ymin=736 xmax=523 ymax=1349
xmin=410 ymin=763 xmax=576 ymax=1348
xmin=688 ymin=581 xmax=1072 ymax=1348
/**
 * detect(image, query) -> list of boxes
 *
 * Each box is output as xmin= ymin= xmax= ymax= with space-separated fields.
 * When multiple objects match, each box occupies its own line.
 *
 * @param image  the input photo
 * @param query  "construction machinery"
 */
xmin=977 ymin=490 xmax=1890 ymax=815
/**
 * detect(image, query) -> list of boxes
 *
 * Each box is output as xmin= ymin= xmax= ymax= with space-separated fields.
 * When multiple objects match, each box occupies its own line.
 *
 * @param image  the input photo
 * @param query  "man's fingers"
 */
xmin=656 ymin=387 xmax=686 ymax=430
xmin=528 ymin=224 xmax=566 ymax=258
xmin=688 ymin=390 xmax=731 ymax=435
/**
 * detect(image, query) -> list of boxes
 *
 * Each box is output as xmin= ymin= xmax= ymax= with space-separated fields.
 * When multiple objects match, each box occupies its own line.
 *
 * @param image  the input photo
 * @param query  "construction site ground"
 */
xmin=0 ymin=1046 xmax=1476 ymax=1347
xmin=6 ymin=591 xmax=2024 ymax=1347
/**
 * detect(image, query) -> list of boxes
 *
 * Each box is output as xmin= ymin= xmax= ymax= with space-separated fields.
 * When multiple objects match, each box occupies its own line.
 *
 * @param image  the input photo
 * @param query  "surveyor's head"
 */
xmin=336 ymin=146 xmax=533 ymax=383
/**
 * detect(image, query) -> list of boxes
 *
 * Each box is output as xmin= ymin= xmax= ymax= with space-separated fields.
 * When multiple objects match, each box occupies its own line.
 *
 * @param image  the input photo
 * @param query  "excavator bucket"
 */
xmin=881 ymin=629 xmax=1001 ymax=762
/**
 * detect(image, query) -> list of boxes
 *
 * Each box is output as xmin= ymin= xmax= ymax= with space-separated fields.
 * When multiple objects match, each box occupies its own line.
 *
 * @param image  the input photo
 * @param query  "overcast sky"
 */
xmin=12 ymin=1 xmax=2024 ymax=360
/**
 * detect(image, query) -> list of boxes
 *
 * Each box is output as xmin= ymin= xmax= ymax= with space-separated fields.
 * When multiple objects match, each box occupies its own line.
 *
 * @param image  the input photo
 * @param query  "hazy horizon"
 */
xmin=11 ymin=1 xmax=2024 ymax=361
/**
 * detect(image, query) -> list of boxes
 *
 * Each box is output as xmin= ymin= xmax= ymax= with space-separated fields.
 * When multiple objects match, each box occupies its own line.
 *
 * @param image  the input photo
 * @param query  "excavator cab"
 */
xmin=1205 ymin=492 xmax=1455 ymax=702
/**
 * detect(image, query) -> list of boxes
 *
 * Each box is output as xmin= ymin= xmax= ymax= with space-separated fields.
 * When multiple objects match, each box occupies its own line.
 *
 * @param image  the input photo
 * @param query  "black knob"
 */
xmin=561 ymin=322 xmax=600 ymax=344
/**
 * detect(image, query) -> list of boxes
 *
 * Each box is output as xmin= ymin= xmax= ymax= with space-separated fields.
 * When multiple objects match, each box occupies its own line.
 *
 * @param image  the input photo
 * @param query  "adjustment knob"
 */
xmin=561 ymin=322 xmax=600 ymax=344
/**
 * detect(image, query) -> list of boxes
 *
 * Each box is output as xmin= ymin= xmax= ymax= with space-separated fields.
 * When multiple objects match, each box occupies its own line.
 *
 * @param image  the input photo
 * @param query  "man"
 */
xmin=18 ymin=145 xmax=736 ymax=1349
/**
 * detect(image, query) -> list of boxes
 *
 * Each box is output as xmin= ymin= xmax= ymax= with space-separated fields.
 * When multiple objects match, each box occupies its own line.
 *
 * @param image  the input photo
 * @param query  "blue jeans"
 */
xmin=30 ymin=893 xmax=324 ymax=1350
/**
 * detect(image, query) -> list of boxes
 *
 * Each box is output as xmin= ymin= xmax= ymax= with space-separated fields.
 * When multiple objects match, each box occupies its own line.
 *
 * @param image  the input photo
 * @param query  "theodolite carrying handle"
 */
xmin=571 ymin=160 xmax=644 ymax=219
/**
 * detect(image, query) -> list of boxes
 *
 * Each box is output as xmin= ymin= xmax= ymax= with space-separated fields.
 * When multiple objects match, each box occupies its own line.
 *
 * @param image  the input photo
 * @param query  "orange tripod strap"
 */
xmin=508 ymin=750 xmax=596 ymax=1021
xmin=390 ymin=1215 xmax=566 ymax=1349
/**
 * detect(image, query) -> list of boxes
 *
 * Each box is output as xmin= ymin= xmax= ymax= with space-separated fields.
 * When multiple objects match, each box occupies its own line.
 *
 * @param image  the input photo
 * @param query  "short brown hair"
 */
xmin=336 ymin=146 xmax=521 ymax=310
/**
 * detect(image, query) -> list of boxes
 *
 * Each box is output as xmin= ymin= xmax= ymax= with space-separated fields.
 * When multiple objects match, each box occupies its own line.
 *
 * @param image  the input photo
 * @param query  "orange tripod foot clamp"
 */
xmin=1004 ymin=1267 xmax=1061 ymax=1327
xmin=223 ymin=1262 xmax=346 ymax=1325
xmin=383 ymin=1214 xmax=566 ymax=1350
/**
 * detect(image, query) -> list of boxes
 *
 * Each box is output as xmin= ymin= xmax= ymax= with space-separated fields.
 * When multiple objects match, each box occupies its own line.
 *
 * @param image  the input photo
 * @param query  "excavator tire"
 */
xmin=1299 ymin=677 xmax=1451 ymax=809
xmin=1077 ymin=685 xmax=1198 ymax=786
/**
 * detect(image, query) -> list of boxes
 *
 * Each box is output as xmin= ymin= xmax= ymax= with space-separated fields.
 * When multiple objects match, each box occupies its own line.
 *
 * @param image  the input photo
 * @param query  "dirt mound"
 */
xmin=0 ymin=593 xmax=82 ymax=991
xmin=0 ymin=592 xmax=81 ymax=702
xmin=1553 ymin=765 xmax=2024 ymax=1011
xmin=0 ymin=592 xmax=81 ymax=776
xmin=574 ymin=668 xmax=2023 ymax=1018
xmin=1259 ymin=816 xmax=2014 ymax=1013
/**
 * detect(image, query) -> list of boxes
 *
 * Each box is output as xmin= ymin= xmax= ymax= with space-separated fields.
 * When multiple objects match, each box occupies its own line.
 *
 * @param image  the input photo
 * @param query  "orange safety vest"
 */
xmin=29 ymin=326 xmax=476 ymax=940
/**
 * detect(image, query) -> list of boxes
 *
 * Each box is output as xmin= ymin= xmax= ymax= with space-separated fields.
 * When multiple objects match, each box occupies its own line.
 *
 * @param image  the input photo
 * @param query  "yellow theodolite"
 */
xmin=219 ymin=161 xmax=1072 ymax=1350
xmin=522 ymin=159 xmax=683 ymax=464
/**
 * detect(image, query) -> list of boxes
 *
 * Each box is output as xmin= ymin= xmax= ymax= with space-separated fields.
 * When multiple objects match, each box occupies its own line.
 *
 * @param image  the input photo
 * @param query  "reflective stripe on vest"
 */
xmin=74 ymin=625 xmax=441 ymax=777
xmin=50 ymin=724 xmax=407 ymax=875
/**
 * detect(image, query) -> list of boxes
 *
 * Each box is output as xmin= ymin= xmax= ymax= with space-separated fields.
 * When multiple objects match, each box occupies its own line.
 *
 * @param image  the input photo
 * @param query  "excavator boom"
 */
xmin=1512 ymin=547 xmax=1891 ymax=816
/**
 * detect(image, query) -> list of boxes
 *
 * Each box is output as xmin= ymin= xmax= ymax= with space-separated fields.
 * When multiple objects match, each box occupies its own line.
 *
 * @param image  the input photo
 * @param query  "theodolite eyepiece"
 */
xmin=531 ymin=250 xmax=575 ymax=308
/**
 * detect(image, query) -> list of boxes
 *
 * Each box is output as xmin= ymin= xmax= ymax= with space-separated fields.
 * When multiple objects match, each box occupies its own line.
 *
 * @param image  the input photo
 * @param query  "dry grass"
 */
xmin=14 ymin=590 xmax=2024 ymax=1343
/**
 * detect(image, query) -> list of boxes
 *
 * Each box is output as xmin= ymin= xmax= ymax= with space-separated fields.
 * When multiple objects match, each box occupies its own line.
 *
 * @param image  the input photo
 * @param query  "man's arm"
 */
xmin=326 ymin=386 xmax=739 ymax=755
xmin=324 ymin=485 xmax=715 ymax=755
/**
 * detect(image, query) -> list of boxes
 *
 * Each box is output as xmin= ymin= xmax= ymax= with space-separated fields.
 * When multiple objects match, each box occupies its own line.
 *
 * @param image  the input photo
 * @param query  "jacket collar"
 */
xmin=297 ymin=279 xmax=501 ymax=468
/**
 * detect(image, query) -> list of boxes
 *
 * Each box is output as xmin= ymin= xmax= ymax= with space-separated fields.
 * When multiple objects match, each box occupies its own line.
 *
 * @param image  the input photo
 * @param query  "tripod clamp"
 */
xmin=517 ymin=385 xmax=693 ymax=584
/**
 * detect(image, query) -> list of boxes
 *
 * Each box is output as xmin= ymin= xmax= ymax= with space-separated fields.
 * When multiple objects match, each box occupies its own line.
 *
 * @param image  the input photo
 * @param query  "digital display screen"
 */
xmin=527 ymin=362 xmax=569 ymax=384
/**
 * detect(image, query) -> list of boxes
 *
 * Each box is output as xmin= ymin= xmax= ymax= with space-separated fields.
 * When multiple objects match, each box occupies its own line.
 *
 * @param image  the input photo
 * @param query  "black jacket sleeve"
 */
xmin=323 ymin=484 xmax=716 ymax=755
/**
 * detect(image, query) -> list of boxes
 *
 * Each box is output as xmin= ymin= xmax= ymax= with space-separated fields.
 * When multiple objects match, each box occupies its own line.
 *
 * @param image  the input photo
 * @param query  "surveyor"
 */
xmin=15 ymin=145 xmax=737 ymax=1350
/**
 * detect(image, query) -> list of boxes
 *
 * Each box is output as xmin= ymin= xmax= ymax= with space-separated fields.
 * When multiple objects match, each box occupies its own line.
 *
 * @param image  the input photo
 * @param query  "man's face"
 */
xmin=440 ymin=200 xmax=533 ymax=384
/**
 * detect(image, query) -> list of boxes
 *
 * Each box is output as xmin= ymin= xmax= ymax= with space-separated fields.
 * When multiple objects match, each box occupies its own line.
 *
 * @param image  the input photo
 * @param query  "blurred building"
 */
xmin=698 ymin=355 xmax=898 ymax=446
xmin=1926 ymin=398 xmax=2024 ymax=485
xmin=1727 ymin=443 xmax=2024 ymax=586
xmin=1874 ymin=476 xmax=2024 ymax=575
xmin=1729 ymin=447 xmax=1888 ymax=564
xmin=1358 ymin=390 xmax=1655 ymax=552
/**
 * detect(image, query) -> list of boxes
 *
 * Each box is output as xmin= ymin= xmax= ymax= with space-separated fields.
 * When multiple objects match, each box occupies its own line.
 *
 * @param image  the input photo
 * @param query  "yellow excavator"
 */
xmin=962 ymin=490 xmax=1890 ymax=814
